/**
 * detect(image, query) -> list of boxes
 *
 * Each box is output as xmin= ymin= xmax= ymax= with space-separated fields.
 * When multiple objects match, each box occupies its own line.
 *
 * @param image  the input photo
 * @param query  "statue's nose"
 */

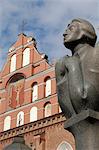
xmin=63 ymin=33 xmax=65 ymax=37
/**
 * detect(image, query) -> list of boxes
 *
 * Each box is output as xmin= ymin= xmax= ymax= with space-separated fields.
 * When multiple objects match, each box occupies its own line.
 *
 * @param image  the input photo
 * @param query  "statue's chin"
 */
xmin=64 ymin=41 xmax=74 ymax=52
xmin=64 ymin=38 xmax=84 ymax=53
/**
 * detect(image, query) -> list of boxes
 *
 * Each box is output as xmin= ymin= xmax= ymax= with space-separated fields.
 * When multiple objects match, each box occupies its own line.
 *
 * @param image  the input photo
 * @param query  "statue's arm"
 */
xmin=55 ymin=55 xmax=86 ymax=114
xmin=55 ymin=57 xmax=66 ymax=84
xmin=55 ymin=56 xmax=76 ymax=117
xmin=64 ymin=56 xmax=85 ymax=103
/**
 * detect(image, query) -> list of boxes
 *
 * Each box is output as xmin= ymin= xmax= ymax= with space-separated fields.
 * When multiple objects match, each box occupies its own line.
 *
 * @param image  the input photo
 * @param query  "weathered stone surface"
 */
xmin=55 ymin=18 xmax=99 ymax=150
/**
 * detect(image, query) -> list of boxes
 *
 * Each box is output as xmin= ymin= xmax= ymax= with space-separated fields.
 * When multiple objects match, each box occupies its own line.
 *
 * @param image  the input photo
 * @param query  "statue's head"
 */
xmin=63 ymin=18 xmax=97 ymax=50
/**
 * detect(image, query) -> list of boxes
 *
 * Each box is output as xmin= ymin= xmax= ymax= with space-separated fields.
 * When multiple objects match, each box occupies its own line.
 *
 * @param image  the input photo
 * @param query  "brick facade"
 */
xmin=0 ymin=34 xmax=75 ymax=150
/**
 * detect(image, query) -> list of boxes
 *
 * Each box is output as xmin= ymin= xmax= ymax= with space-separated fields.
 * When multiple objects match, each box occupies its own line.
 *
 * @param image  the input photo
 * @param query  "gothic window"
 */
xmin=17 ymin=111 xmax=24 ymax=127
xmin=30 ymin=107 xmax=37 ymax=122
xmin=45 ymin=77 xmax=51 ymax=97
xmin=44 ymin=102 xmax=51 ymax=117
xmin=22 ymin=48 xmax=30 ymax=67
xmin=10 ymin=54 xmax=16 ymax=72
xmin=32 ymin=83 xmax=38 ymax=102
xmin=57 ymin=141 xmax=73 ymax=150
xmin=4 ymin=116 xmax=11 ymax=131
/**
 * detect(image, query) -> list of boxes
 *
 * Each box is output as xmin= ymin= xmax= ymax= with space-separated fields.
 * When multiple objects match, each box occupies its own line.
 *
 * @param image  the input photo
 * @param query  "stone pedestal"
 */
xmin=64 ymin=109 xmax=99 ymax=150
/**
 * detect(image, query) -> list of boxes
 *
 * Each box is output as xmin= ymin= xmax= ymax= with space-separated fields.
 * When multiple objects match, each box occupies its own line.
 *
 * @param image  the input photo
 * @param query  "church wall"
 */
xmin=0 ymin=34 xmax=75 ymax=150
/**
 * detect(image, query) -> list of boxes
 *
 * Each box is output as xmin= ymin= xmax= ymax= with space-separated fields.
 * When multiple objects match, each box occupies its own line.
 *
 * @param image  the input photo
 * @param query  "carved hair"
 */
xmin=72 ymin=18 xmax=97 ymax=46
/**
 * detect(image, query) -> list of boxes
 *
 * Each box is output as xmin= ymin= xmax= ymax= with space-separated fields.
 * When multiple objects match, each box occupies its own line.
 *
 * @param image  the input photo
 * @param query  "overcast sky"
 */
xmin=0 ymin=0 xmax=99 ymax=70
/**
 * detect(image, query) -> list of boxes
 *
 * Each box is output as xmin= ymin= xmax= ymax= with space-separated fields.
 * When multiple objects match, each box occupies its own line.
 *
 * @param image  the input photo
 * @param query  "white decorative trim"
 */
xmin=8 ymin=41 xmax=34 ymax=55
xmin=26 ymin=67 xmax=55 ymax=81
xmin=0 ymin=98 xmax=6 ymax=102
xmin=24 ymin=88 xmax=32 ymax=92
xmin=0 ymin=113 xmax=65 ymax=141
xmin=8 ymin=46 xmax=15 ymax=52
xmin=0 ymin=89 xmax=6 ymax=93
xmin=2 ymin=62 xmax=54 ymax=81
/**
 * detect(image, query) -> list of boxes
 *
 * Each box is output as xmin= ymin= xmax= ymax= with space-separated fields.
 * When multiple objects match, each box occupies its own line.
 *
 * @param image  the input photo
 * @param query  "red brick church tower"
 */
xmin=0 ymin=33 xmax=75 ymax=150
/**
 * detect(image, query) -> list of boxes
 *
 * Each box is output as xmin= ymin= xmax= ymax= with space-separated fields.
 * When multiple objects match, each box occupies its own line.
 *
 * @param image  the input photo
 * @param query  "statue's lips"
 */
xmin=63 ymin=37 xmax=69 ymax=42
xmin=63 ymin=34 xmax=69 ymax=40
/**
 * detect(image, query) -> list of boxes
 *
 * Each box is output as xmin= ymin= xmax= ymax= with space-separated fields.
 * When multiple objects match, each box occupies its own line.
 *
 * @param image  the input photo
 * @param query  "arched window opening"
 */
xmin=44 ymin=102 xmax=51 ymax=117
xmin=30 ymin=107 xmax=37 ymax=122
xmin=6 ymin=73 xmax=25 ymax=85
xmin=6 ymin=73 xmax=25 ymax=109
xmin=17 ymin=111 xmax=24 ymax=127
xmin=4 ymin=116 xmax=11 ymax=131
xmin=32 ymin=82 xmax=38 ymax=102
xmin=57 ymin=141 xmax=73 ymax=150
xmin=45 ymin=77 xmax=51 ymax=97
xmin=22 ymin=48 xmax=30 ymax=67
xmin=10 ymin=54 xmax=16 ymax=72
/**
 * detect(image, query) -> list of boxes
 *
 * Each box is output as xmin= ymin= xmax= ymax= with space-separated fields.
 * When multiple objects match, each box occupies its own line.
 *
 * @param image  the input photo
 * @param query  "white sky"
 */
xmin=0 ymin=0 xmax=99 ymax=70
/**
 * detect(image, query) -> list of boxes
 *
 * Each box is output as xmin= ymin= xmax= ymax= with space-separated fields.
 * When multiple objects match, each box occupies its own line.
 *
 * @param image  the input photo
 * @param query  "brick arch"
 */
xmin=5 ymin=73 xmax=26 ymax=88
xmin=44 ymin=76 xmax=51 ymax=82
xmin=31 ymin=81 xmax=38 ymax=87
xmin=22 ymin=46 xmax=30 ymax=52
xmin=43 ymin=101 xmax=51 ymax=107
xmin=57 ymin=141 xmax=73 ymax=150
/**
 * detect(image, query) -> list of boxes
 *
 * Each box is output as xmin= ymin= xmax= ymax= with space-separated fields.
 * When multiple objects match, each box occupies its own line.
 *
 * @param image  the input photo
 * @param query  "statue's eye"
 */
xmin=69 ymin=25 xmax=75 ymax=31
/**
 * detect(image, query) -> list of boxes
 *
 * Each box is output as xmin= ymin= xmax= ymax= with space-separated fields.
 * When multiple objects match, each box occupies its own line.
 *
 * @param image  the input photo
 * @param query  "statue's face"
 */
xmin=63 ymin=21 xmax=82 ymax=47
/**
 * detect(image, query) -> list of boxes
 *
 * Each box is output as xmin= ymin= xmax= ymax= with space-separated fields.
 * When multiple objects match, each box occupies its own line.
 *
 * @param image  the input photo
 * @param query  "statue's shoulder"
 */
xmin=92 ymin=42 xmax=99 ymax=54
xmin=94 ymin=42 xmax=99 ymax=59
xmin=88 ymin=43 xmax=99 ymax=67
xmin=95 ymin=42 xmax=99 ymax=49
xmin=55 ymin=55 xmax=69 ymax=65
xmin=62 ymin=55 xmax=70 ymax=61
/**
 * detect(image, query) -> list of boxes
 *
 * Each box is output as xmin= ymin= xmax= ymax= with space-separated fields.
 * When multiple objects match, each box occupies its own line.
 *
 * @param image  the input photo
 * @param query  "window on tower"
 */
xmin=10 ymin=54 xmax=16 ymax=72
xmin=44 ymin=102 xmax=52 ymax=117
xmin=17 ymin=111 xmax=24 ymax=127
xmin=30 ymin=106 xmax=37 ymax=122
xmin=4 ymin=116 xmax=11 ymax=131
xmin=32 ymin=82 xmax=38 ymax=102
xmin=22 ymin=48 xmax=30 ymax=67
xmin=45 ymin=77 xmax=51 ymax=97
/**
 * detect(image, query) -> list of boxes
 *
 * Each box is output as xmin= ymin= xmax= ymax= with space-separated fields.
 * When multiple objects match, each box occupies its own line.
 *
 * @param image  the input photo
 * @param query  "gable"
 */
xmin=1 ymin=34 xmax=51 ymax=78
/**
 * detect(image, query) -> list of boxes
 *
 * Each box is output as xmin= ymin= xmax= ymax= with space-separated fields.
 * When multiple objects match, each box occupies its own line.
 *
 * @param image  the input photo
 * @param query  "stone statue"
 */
xmin=55 ymin=18 xmax=99 ymax=150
